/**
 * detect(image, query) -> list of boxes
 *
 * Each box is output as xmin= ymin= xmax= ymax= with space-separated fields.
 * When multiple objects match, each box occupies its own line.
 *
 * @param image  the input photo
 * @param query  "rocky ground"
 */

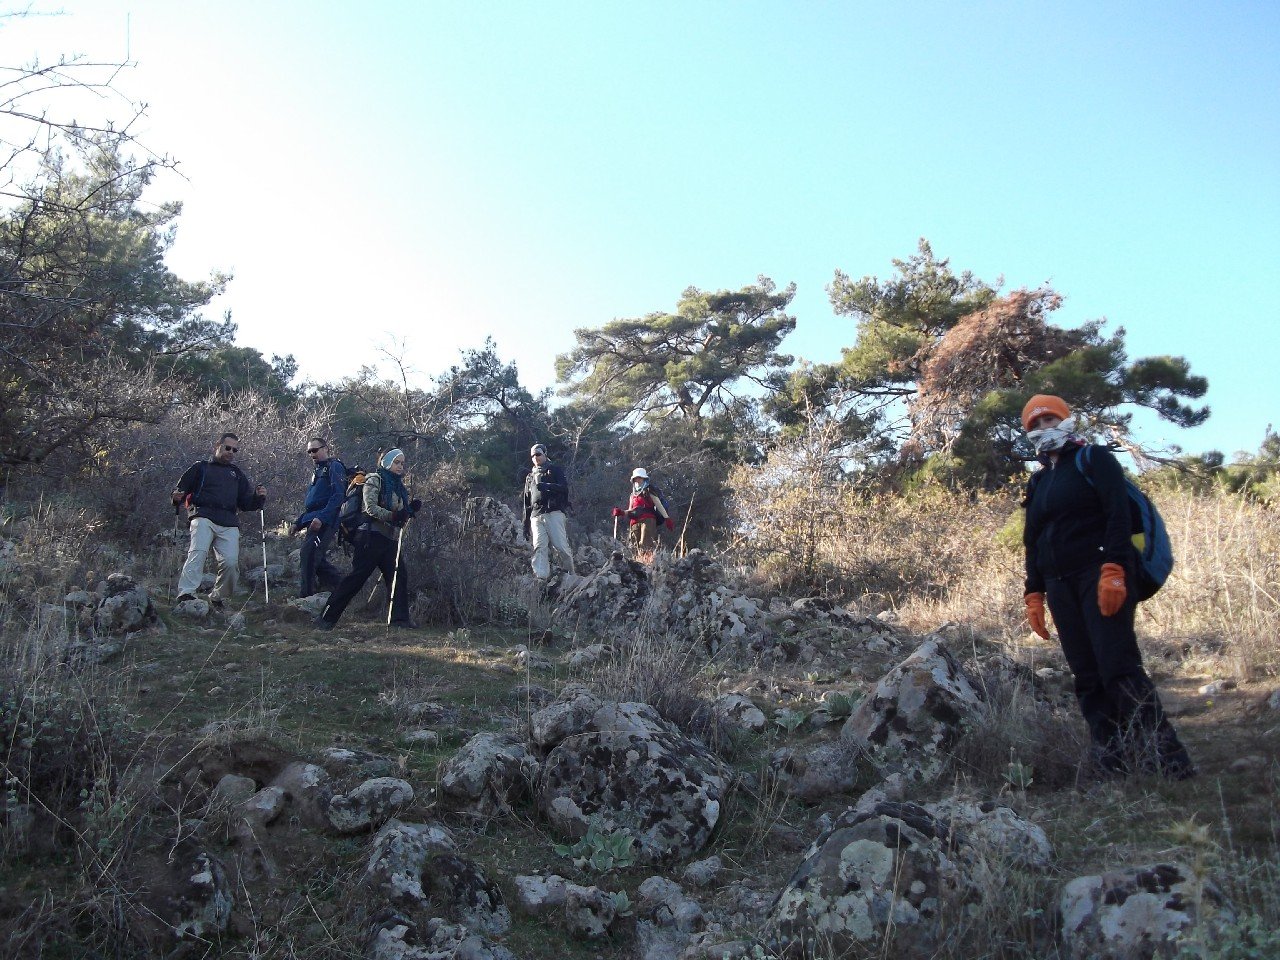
xmin=1 ymin=507 xmax=1278 ymax=959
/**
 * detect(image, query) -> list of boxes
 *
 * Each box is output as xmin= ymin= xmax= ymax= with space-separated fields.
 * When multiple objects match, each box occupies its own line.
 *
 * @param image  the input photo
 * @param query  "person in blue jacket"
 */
xmin=1021 ymin=394 xmax=1193 ymax=780
xmin=293 ymin=437 xmax=346 ymax=598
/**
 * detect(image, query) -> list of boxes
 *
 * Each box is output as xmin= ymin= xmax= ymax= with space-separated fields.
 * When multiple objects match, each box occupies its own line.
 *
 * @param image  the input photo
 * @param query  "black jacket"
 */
xmin=522 ymin=461 xmax=570 ymax=521
xmin=1023 ymin=444 xmax=1133 ymax=594
xmin=176 ymin=460 xmax=265 ymax=528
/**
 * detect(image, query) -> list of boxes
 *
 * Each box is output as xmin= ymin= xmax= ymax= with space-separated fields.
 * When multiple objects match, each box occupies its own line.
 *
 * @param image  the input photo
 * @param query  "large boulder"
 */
xmin=537 ymin=727 xmax=730 ymax=865
xmin=926 ymin=798 xmax=1054 ymax=870
xmin=841 ymin=638 xmax=984 ymax=782
xmin=1059 ymin=862 xmax=1231 ymax=960
xmin=767 ymin=802 xmax=974 ymax=959
xmin=365 ymin=820 xmax=458 ymax=908
xmin=438 ymin=733 xmax=540 ymax=816
xmin=326 ymin=777 xmax=414 ymax=834
xmin=463 ymin=496 xmax=528 ymax=552
xmin=93 ymin=573 xmax=155 ymax=635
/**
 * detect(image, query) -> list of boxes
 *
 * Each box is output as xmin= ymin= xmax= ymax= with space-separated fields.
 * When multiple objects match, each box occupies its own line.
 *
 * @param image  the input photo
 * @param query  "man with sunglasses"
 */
xmin=171 ymin=433 xmax=267 ymax=605
xmin=292 ymin=437 xmax=346 ymax=598
xmin=521 ymin=442 xmax=575 ymax=579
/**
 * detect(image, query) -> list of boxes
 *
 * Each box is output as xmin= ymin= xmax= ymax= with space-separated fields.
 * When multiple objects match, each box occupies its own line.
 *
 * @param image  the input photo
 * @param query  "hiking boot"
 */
xmin=390 ymin=620 xmax=416 ymax=630
xmin=314 ymin=618 xmax=335 ymax=632
xmin=174 ymin=593 xmax=197 ymax=604
xmin=207 ymin=595 xmax=225 ymax=609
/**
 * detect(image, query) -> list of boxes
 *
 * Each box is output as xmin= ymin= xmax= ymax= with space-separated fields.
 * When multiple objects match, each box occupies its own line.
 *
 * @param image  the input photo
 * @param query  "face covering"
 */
xmin=1026 ymin=416 xmax=1078 ymax=454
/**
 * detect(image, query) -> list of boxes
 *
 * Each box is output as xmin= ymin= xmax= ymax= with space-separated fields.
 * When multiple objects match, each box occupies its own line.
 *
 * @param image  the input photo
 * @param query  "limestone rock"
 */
xmin=438 ymin=733 xmax=539 ymax=817
xmin=427 ymin=855 xmax=511 ymax=936
xmin=927 ymin=798 xmax=1054 ymax=869
xmin=153 ymin=846 xmax=234 ymax=940
xmin=1059 ymin=862 xmax=1231 ymax=960
xmin=173 ymin=598 xmax=211 ymax=619
xmin=366 ymin=910 xmax=519 ymax=960
xmin=537 ymin=728 xmax=729 ymax=864
xmin=512 ymin=874 xmax=569 ymax=915
xmin=768 ymin=801 xmax=973 ymax=959
xmin=94 ymin=574 xmax=155 ymax=634
xmin=712 ymin=693 xmax=766 ymax=734
xmin=321 ymin=745 xmax=396 ymax=778
xmin=768 ymin=742 xmax=861 ymax=801
xmin=563 ymin=883 xmax=617 ymax=940
xmin=841 ymin=638 xmax=984 ymax=782
xmin=365 ymin=820 xmax=458 ymax=907
xmin=268 ymin=762 xmax=333 ymax=829
xmin=212 ymin=773 xmax=257 ymax=806
xmin=327 ymin=777 xmax=414 ymax=834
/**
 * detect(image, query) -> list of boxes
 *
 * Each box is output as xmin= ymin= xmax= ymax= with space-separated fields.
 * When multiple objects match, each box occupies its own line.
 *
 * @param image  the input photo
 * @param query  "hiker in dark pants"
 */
xmin=172 ymin=433 xmax=267 ymax=605
xmin=1020 ymin=395 xmax=1194 ymax=780
xmin=294 ymin=437 xmax=345 ymax=598
xmin=318 ymin=449 xmax=420 ymax=629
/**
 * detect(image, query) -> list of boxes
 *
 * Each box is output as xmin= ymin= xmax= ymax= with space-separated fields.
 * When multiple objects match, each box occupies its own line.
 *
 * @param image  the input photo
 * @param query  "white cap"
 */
xmin=530 ymin=443 xmax=547 ymax=456
xmin=631 ymin=467 xmax=648 ymax=480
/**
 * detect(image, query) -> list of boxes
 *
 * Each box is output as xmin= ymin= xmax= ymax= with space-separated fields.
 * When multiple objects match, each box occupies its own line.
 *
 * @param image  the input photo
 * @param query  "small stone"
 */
xmin=1229 ymin=755 xmax=1267 ymax=774
xmin=207 ymin=686 xmax=225 ymax=696
xmin=402 ymin=730 xmax=441 ymax=748
xmin=1198 ymin=679 xmax=1236 ymax=696
xmin=212 ymin=774 xmax=257 ymax=806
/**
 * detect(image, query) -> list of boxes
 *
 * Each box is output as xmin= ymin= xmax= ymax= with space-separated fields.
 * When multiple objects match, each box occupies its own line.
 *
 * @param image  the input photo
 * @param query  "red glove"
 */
xmin=1024 ymin=592 xmax=1049 ymax=640
xmin=1098 ymin=562 xmax=1127 ymax=617
xmin=664 ymin=517 xmax=674 ymax=531
xmin=611 ymin=507 xmax=624 ymax=518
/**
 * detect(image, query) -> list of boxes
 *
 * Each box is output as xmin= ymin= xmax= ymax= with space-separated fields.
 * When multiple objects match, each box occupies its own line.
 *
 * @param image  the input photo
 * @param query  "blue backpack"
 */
xmin=1076 ymin=445 xmax=1173 ymax=601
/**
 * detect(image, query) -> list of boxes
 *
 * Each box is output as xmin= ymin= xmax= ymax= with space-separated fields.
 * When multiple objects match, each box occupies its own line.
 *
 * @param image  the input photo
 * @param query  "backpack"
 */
xmin=337 ymin=467 xmax=368 ymax=544
xmin=648 ymin=483 xmax=674 ymax=521
xmin=1075 ymin=445 xmax=1173 ymax=601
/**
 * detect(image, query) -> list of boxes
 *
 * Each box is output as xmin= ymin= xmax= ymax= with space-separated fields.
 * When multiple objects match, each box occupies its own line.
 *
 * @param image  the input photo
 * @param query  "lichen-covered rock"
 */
xmin=927 ymin=798 xmax=1054 ymax=869
xmin=463 ymin=496 xmax=528 ymax=552
xmin=512 ymin=874 xmax=569 ymax=916
xmin=713 ymin=693 xmax=766 ymax=734
xmin=636 ymin=875 xmax=706 ymax=957
xmin=269 ymin=761 xmax=333 ymax=829
xmin=438 ymin=733 xmax=539 ymax=817
xmin=282 ymin=592 xmax=329 ymax=621
xmin=682 ymin=856 xmax=723 ymax=889
xmin=427 ymin=855 xmax=510 ymax=936
xmin=239 ymin=786 xmax=286 ymax=829
xmin=173 ymin=597 xmax=210 ymax=619
xmin=537 ymin=728 xmax=729 ymax=864
xmin=768 ymin=742 xmax=862 ymax=801
xmin=153 ymin=846 xmax=234 ymax=940
xmin=767 ymin=802 xmax=974 ymax=959
xmin=841 ymin=638 xmax=983 ymax=782
xmin=321 ymin=745 xmax=396 ymax=778
xmin=366 ymin=910 xmax=519 ymax=960
xmin=1059 ymin=862 xmax=1231 ymax=960
xmin=529 ymin=685 xmax=604 ymax=750
xmin=563 ymin=883 xmax=617 ymax=940
xmin=365 ymin=820 xmax=458 ymax=907
xmin=94 ymin=574 xmax=155 ymax=634
xmin=212 ymin=773 xmax=257 ymax=806
xmin=327 ymin=777 xmax=414 ymax=834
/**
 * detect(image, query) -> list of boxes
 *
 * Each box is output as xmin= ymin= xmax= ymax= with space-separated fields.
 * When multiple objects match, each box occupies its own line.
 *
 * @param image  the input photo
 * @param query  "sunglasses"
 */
xmin=223 ymin=445 xmax=239 ymax=453
xmin=532 ymin=453 xmax=546 ymax=459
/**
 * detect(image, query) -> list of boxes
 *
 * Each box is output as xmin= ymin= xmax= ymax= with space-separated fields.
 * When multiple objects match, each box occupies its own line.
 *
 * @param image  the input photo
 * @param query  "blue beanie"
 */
xmin=381 ymin=448 xmax=405 ymax=469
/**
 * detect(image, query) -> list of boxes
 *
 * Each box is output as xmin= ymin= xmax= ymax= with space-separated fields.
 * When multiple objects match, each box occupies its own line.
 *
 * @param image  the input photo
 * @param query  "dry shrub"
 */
xmin=733 ymin=450 xmax=1280 ymax=680
xmin=1142 ymin=488 xmax=1280 ymax=679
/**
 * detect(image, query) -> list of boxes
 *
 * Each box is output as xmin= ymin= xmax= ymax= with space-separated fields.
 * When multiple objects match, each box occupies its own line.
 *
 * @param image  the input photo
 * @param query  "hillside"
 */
xmin=1 ymin=498 xmax=1277 ymax=960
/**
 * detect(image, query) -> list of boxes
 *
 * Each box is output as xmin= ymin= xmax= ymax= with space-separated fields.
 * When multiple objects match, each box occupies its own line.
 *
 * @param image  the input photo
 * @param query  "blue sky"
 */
xmin=6 ymin=1 xmax=1278 ymax=458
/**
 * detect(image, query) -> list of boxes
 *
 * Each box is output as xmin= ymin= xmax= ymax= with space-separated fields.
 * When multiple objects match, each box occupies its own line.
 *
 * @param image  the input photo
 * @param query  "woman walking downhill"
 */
xmin=318 ymin=449 xmax=420 ymax=630
xmin=612 ymin=467 xmax=673 ymax=562
xmin=1021 ymin=395 xmax=1194 ymax=779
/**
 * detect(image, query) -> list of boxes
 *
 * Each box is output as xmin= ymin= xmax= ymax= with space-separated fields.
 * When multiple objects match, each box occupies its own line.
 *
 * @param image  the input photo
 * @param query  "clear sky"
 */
xmin=5 ymin=1 xmax=1278 ymax=458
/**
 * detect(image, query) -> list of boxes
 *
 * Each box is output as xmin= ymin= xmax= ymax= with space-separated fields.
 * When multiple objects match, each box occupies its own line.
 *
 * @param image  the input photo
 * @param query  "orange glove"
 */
xmin=1024 ymin=592 xmax=1050 ymax=640
xmin=1098 ymin=562 xmax=1127 ymax=616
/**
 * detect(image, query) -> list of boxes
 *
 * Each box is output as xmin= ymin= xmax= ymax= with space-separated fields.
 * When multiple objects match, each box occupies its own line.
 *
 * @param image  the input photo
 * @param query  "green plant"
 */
xmin=823 ymin=691 xmax=860 ymax=721
xmin=552 ymin=821 xmax=638 ymax=873
xmin=1175 ymin=914 xmax=1280 ymax=960
xmin=772 ymin=708 xmax=807 ymax=733
xmin=1003 ymin=759 xmax=1035 ymax=791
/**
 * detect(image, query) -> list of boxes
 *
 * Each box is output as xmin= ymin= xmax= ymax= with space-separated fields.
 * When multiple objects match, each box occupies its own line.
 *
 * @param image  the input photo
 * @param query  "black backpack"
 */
xmin=337 ymin=467 xmax=368 ymax=544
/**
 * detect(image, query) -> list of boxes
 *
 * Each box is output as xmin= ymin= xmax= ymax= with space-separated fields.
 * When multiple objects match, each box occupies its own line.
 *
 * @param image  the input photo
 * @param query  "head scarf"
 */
xmin=377 ymin=449 xmax=409 ymax=507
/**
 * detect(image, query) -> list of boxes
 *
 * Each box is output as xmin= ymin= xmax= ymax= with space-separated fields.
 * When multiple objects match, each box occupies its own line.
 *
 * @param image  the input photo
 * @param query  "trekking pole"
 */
xmin=367 ymin=573 xmax=383 ymax=604
xmin=386 ymin=527 xmax=405 ymax=626
xmin=678 ymin=492 xmax=696 ymax=559
xmin=612 ymin=513 xmax=619 ymax=542
xmin=260 ymin=509 xmax=270 ymax=604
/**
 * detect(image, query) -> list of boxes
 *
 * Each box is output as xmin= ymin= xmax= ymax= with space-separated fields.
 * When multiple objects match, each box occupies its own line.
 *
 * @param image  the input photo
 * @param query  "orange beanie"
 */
xmin=1021 ymin=394 xmax=1071 ymax=432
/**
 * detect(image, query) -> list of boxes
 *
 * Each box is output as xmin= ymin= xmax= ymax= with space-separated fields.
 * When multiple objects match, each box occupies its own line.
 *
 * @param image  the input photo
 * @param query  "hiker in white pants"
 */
xmin=521 ymin=443 xmax=575 ymax=579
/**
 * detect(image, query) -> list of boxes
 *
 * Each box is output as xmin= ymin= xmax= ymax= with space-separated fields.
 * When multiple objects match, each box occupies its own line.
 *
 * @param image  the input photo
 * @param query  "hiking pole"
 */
xmin=386 ymin=527 xmax=405 ymax=626
xmin=678 ymin=492 xmax=696 ymax=559
xmin=612 ymin=513 xmax=619 ymax=542
xmin=260 ymin=509 xmax=270 ymax=604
